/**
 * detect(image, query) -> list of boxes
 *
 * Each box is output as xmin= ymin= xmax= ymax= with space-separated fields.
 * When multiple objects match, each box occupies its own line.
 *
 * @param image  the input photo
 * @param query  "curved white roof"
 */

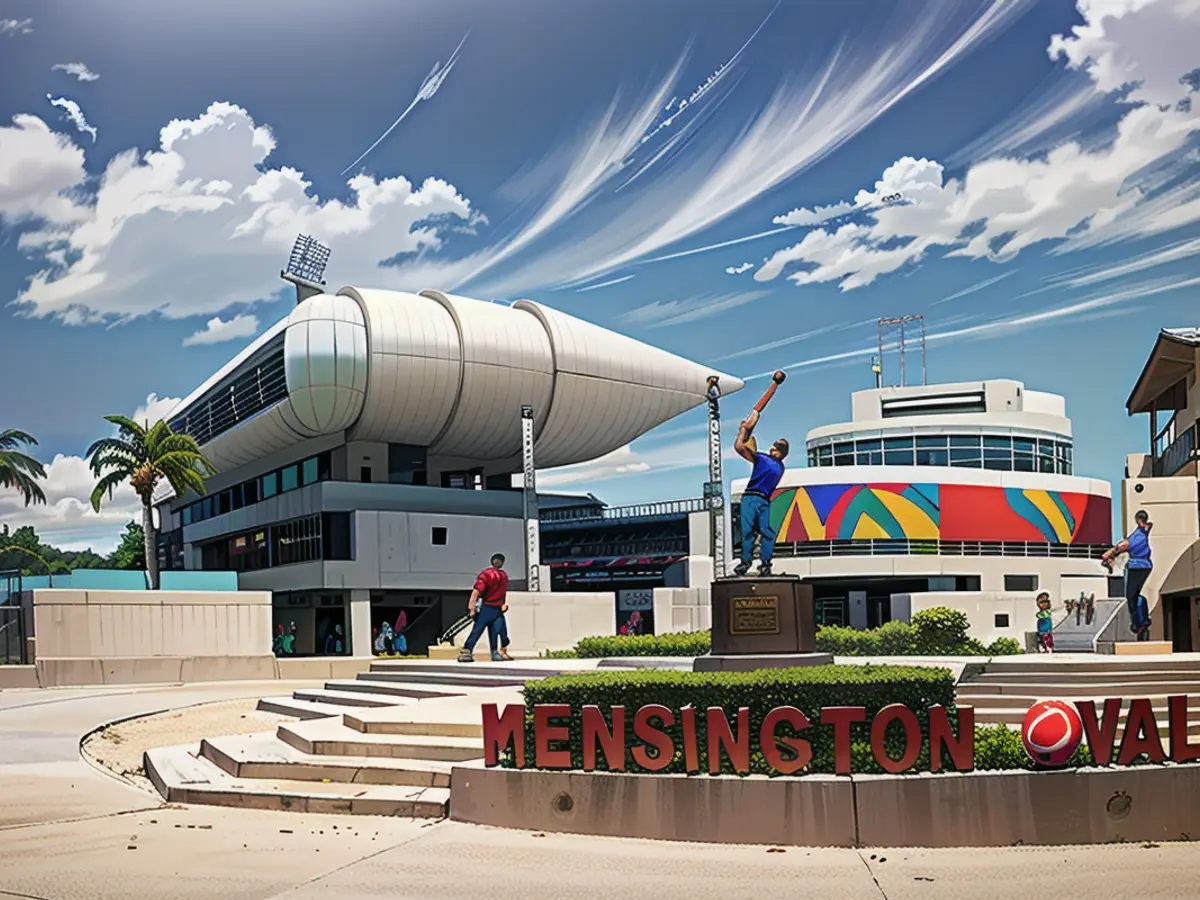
xmin=170 ymin=287 xmax=743 ymax=472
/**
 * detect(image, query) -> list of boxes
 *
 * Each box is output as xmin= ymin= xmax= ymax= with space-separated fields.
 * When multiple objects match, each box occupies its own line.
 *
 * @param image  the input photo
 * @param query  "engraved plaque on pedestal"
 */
xmin=709 ymin=576 xmax=815 ymax=656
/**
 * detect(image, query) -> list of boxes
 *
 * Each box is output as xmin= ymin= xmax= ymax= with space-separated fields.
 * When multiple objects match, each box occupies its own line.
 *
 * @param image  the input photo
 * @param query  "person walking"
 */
xmin=732 ymin=408 xmax=789 ymax=576
xmin=1101 ymin=509 xmax=1154 ymax=640
xmin=458 ymin=553 xmax=510 ymax=663
xmin=1034 ymin=592 xmax=1054 ymax=653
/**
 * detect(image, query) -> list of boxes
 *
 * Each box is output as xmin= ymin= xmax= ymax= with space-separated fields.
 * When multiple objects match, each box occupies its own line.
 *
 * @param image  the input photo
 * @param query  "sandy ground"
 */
xmin=81 ymin=697 xmax=293 ymax=789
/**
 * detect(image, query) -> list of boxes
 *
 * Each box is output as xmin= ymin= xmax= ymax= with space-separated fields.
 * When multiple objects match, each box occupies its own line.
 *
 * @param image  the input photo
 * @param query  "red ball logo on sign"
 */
xmin=1022 ymin=700 xmax=1083 ymax=767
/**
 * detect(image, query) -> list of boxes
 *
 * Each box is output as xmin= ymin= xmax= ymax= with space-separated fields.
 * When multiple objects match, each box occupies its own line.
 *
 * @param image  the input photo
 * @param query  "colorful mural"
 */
xmin=766 ymin=483 xmax=1111 ymax=545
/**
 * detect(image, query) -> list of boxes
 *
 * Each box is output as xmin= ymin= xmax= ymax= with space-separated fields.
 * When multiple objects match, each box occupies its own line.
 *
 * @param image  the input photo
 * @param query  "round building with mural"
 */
xmin=731 ymin=379 xmax=1113 ymax=648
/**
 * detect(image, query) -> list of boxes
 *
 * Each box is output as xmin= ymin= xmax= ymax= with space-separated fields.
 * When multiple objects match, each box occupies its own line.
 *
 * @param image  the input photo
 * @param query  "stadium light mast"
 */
xmin=877 ymin=315 xmax=927 ymax=387
xmin=281 ymin=234 xmax=331 ymax=305
xmin=704 ymin=376 xmax=727 ymax=579
xmin=520 ymin=405 xmax=541 ymax=592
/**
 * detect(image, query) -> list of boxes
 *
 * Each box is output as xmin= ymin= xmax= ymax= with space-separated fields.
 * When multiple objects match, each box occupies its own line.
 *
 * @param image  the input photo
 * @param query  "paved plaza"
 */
xmin=2 ymin=681 xmax=1200 ymax=900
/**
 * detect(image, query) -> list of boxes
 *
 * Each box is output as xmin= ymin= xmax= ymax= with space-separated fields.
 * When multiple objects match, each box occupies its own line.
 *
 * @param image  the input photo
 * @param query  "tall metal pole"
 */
xmin=899 ymin=319 xmax=907 ymax=387
xmin=704 ymin=377 xmax=727 ymax=580
xmin=520 ymin=405 xmax=541 ymax=592
xmin=920 ymin=317 xmax=927 ymax=385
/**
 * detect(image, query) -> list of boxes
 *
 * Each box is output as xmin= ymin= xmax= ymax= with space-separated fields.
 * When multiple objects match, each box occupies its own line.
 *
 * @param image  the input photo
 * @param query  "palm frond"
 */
xmin=0 ymin=429 xmax=39 ymax=452
xmin=90 ymin=471 xmax=127 ymax=513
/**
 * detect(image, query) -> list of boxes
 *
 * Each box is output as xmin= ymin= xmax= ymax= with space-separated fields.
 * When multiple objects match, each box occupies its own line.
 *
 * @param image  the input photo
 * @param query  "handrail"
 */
xmin=540 ymin=497 xmax=707 ymax=524
xmin=1155 ymin=421 xmax=1198 ymax=477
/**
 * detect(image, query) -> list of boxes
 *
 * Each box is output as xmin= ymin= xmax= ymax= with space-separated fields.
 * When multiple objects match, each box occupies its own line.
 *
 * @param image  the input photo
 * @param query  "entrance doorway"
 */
xmin=1165 ymin=595 xmax=1195 ymax=653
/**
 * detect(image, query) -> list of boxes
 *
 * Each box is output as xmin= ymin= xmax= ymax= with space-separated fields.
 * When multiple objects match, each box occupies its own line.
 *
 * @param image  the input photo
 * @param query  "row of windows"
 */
xmin=805 ymin=434 xmax=1074 ymax=475
xmin=182 ymin=452 xmax=332 ymax=526
xmin=170 ymin=337 xmax=288 ymax=447
xmin=199 ymin=513 xmax=353 ymax=572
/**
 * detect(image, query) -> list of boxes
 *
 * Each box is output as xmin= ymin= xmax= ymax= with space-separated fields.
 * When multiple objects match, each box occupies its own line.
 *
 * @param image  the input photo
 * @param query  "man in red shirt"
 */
xmin=458 ymin=553 xmax=511 ymax=662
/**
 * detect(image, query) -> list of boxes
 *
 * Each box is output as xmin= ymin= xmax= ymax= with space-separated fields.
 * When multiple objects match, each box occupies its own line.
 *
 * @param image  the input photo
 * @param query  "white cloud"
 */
xmin=52 ymin=62 xmax=100 ymax=82
xmin=341 ymin=30 xmax=469 ymax=175
xmin=0 ymin=394 xmax=183 ymax=553
xmin=6 ymin=101 xmax=477 ymax=324
xmin=182 ymin=313 xmax=260 ymax=346
xmin=533 ymin=445 xmax=653 ymax=487
xmin=618 ymin=291 xmax=767 ymax=329
xmin=1050 ymin=235 xmax=1200 ymax=286
xmin=46 ymin=94 xmax=97 ymax=143
xmin=574 ymin=274 xmax=635 ymax=293
xmin=725 ymin=262 xmax=754 ymax=274
xmin=0 ymin=18 xmax=32 ymax=35
xmin=930 ymin=270 xmax=1018 ymax=305
xmin=772 ymin=201 xmax=858 ymax=228
xmin=0 ymin=115 xmax=87 ymax=225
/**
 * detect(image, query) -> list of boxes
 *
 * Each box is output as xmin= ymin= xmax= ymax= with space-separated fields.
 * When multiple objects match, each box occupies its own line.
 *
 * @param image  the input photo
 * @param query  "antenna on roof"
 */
xmin=877 ymin=315 xmax=926 ymax=387
xmin=281 ymin=234 xmax=331 ymax=305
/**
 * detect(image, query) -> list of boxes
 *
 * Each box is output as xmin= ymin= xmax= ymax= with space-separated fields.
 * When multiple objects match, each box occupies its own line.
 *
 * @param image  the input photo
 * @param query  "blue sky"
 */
xmin=0 ymin=0 xmax=1197 ymax=552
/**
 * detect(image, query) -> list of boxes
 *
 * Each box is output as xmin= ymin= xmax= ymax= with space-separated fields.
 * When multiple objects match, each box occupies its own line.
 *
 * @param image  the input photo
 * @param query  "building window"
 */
xmin=855 ymin=439 xmax=882 ymax=466
xmin=301 ymin=457 xmax=319 ymax=486
xmin=431 ymin=526 xmax=448 ymax=546
xmin=805 ymin=432 xmax=1072 ymax=473
xmin=322 ymin=513 xmax=353 ymax=561
xmin=994 ymin=613 xmax=1010 ymax=628
xmin=360 ymin=466 xmax=372 ymax=483
xmin=883 ymin=437 xmax=914 ymax=466
xmin=280 ymin=464 xmax=299 ymax=493
xmin=273 ymin=516 xmax=322 ymax=566
xmin=833 ymin=441 xmax=854 ymax=466
xmin=262 ymin=471 xmax=278 ymax=498
xmin=1004 ymin=574 xmax=1039 ymax=592
xmin=388 ymin=443 xmax=428 ymax=485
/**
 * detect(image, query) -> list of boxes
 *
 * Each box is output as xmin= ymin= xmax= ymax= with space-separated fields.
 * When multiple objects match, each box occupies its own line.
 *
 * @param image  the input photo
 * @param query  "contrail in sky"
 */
xmin=341 ymin=30 xmax=469 ymax=176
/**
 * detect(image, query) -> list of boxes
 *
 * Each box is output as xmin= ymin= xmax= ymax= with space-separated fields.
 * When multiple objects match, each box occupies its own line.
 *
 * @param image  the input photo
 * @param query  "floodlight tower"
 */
xmin=281 ymin=234 xmax=332 ymax=305
xmin=704 ymin=376 xmax=727 ymax=579
xmin=876 ymin=315 xmax=927 ymax=387
xmin=520 ymin=405 xmax=542 ymax=592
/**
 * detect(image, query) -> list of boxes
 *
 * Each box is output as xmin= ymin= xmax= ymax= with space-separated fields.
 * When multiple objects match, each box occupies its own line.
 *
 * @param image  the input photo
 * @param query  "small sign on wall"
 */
xmin=618 ymin=589 xmax=653 ymax=612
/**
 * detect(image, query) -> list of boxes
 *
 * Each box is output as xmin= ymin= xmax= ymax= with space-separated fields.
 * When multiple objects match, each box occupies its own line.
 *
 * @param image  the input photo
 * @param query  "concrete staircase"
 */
xmin=1049 ymin=597 xmax=1123 ymax=653
xmin=959 ymin=656 xmax=1200 ymax=738
xmin=143 ymin=658 xmax=590 ymax=818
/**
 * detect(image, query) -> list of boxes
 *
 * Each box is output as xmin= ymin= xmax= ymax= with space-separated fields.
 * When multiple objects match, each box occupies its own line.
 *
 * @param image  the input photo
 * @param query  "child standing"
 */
xmin=1035 ymin=592 xmax=1054 ymax=653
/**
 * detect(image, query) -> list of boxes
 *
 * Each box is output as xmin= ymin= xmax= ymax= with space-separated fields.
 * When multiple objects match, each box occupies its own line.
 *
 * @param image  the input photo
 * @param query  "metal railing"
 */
xmin=769 ymin=539 xmax=1110 ymax=560
xmin=541 ymin=537 xmax=689 ymax=560
xmin=540 ymin=497 xmax=707 ymax=525
xmin=1154 ymin=421 xmax=1198 ymax=477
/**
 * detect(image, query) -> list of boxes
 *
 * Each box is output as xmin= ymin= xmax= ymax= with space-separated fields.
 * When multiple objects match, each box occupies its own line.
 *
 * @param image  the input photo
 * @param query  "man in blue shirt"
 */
xmin=732 ymin=408 xmax=789 ymax=576
xmin=1101 ymin=509 xmax=1153 ymax=638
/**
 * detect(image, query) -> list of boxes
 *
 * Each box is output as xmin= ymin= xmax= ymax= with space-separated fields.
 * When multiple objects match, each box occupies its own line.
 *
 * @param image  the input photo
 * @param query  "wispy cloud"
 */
xmin=340 ymin=30 xmax=469 ymax=175
xmin=619 ymin=291 xmax=768 ymax=329
xmin=182 ymin=314 xmax=260 ymax=346
xmin=46 ymin=95 xmax=97 ymax=142
xmin=931 ymin=270 xmax=1017 ymax=305
xmin=746 ymin=276 xmax=1200 ymax=381
xmin=1050 ymin=237 xmax=1200 ymax=288
xmin=574 ymin=274 xmax=636 ymax=293
xmin=0 ymin=18 xmax=32 ymax=35
xmin=715 ymin=317 xmax=876 ymax=363
xmin=726 ymin=262 xmax=754 ymax=275
xmin=639 ymin=225 xmax=796 ymax=266
xmin=52 ymin=62 xmax=99 ymax=82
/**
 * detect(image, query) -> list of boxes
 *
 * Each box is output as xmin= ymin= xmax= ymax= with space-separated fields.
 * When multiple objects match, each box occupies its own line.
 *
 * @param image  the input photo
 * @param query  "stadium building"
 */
xmin=153 ymin=284 xmax=741 ymax=656
xmin=731 ymin=378 xmax=1114 ymax=643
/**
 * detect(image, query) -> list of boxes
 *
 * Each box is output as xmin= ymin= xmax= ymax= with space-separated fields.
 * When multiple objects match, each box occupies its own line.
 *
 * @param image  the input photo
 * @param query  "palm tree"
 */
xmin=87 ymin=416 xmax=215 ymax=590
xmin=0 ymin=429 xmax=47 ymax=507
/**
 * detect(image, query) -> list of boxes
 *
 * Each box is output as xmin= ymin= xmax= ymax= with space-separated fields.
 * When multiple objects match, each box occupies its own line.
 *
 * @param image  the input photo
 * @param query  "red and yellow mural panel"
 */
xmin=766 ymin=482 xmax=1111 ymax=544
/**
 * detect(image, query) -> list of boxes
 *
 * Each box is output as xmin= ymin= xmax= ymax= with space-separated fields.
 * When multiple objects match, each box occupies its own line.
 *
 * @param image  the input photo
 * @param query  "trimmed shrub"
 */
xmin=815 ymin=608 xmax=1023 ymax=657
xmin=517 ymin=664 xmax=960 ymax=776
xmin=973 ymin=723 xmax=1094 ymax=770
xmin=986 ymin=637 xmax=1023 ymax=656
xmin=539 ymin=648 xmax=580 ymax=659
xmin=574 ymin=631 xmax=711 ymax=658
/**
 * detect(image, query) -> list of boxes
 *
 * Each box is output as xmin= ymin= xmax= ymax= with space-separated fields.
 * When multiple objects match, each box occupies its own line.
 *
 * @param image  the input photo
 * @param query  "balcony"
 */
xmin=1154 ymin=421 xmax=1200 ymax=477
xmin=539 ymin=498 xmax=707 ymax=527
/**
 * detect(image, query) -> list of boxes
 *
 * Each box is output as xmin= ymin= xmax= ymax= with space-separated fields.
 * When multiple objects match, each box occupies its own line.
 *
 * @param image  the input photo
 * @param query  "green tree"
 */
xmin=106 ymin=521 xmax=146 ymax=570
xmin=0 ymin=429 xmax=47 ymax=507
xmin=86 ymin=417 xmax=215 ymax=590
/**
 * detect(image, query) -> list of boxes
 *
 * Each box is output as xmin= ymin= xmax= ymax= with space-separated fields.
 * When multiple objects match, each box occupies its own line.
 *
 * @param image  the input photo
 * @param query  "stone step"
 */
xmin=293 ymin=688 xmax=414 ymax=708
xmin=973 ymin=658 xmax=1200 ymax=675
xmin=144 ymin=744 xmax=449 ymax=817
xmin=278 ymin=719 xmax=484 ymax=762
xmin=200 ymin=733 xmax=453 ymax=788
xmin=324 ymin=679 xmax=468 ymax=700
xmin=341 ymin=689 xmax=520 ymax=738
xmin=958 ymin=681 xmax=1200 ymax=698
xmin=357 ymin=670 xmax=530 ymax=689
xmin=369 ymin=660 xmax=564 ymax=679
xmin=974 ymin=707 xmax=1200 ymax=736
xmin=965 ymin=670 xmax=1200 ymax=686
xmin=256 ymin=697 xmax=348 ymax=720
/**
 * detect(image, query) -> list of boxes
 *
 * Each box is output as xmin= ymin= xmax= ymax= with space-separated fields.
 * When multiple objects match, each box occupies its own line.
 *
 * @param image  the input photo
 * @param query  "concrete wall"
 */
xmin=893 ymin=590 xmax=1039 ymax=645
xmin=501 ymin=591 xmax=615 ymax=652
xmin=653 ymin=587 xmax=711 ymax=634
xmin=32 ymin=588 xmax=275 ymax=686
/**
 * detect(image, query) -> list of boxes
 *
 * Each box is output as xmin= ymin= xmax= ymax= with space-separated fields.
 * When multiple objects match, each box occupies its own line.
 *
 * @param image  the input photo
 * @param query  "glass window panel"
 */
xmin=884 ymin=448 xmax=915 ymax=465
xmin=884 ymin=437 xmax=914 ymax=450
xmin=281 ymin=465 xmax=299 ymax=492
xmin=807 ymin=452 xmax=817 ymax=467
xmin=950 ymin=449 xmax=982 ymax=467
xmin=915 ymin=435 xmax=947 ymax=449
xmin=950 ymin=435 xmax=981 ymax=448
xmin=1037 ymin=439 xmax=1055 ymax=456
xmin=1056 ymin=458 xmax=1069 ymax=474
xmin=1013 ymin=453 xmax=1035 ymax=472
xmin=833 ymin=442 xmax=854 ymax=455
xmin=855 ymin=439 xmax=881 ymax=452
xmin=244 ymin=479 xmax=259 ymax=505
xmin=1037 ymin=456 xmax=1055 ymax=473
xmin=983 ymin=447 xmax=1012 ymax=460
xmin=261 ymin=472 xmax=278 ymax=498
xmin=983 ymin=436 xmax=1012 ymax=449
xmin=1013 ymin=438 xmax=1036 ymax=454
xmin=302 ymin=457 xmax=319 ymax=486
xmin=182 ymin=505 xmax=193 ymax=525
xmin=984 ymin=457 xmax=1013 ymax=471
xmin=916 ymin=448 xmax=949 ymax=466
xmin=833 ymin=453 xmax=854 ymax=466
xmin=816 ymin=445 xmax=832 ymax=466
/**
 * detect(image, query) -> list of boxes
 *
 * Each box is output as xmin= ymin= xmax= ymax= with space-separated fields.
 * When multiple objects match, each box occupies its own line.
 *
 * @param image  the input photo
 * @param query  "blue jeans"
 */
xmin=494 ymin=613 xmax=510 ymax=648
xmin=464 ymin=604 xmax=503 ymax=653
xmin=740 ymin=493 xmax=777 ymax=564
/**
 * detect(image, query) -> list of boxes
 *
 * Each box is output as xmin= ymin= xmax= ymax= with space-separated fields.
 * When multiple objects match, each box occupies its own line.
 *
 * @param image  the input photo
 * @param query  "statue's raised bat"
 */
xmin=753 ymin=370 xmax=787 ymax=412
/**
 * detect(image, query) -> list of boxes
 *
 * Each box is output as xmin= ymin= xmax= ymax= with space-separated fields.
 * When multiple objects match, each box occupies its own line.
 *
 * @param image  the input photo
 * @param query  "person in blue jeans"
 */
xmin=1102 ymin=509 xmax=1153 ymax=639
xmin=732 ymin=408 xmax=789 ymax=576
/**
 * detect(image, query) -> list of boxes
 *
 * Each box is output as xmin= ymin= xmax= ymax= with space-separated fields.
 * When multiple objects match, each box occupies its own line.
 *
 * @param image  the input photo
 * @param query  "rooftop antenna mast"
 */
xmin=282 ymin=234 xmax=331 ymax=305
xmin=876 ymin=315 xmax=927 ymax=387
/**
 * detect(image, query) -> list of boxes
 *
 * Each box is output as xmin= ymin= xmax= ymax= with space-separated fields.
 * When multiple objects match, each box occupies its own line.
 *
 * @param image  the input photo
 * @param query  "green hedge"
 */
xmin=574 ymin=631 xmax=711 ymax=658
xmin=815 ymin=608 xmax=1023 ymax=657
xmin=517 ymin=664 xmax=960 ymax=775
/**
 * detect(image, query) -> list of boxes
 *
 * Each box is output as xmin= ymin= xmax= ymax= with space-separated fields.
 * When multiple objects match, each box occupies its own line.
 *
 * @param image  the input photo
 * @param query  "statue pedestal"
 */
xmin=693 ymin=575 xmax=832 ymax=673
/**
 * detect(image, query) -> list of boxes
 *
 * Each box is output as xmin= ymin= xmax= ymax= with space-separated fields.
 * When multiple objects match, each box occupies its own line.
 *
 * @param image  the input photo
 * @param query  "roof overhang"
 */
xmin=1126 ymin=330 xmax=1199 ymax=415
xmin=1160 ymin=538 xmax=1200 ymax=597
